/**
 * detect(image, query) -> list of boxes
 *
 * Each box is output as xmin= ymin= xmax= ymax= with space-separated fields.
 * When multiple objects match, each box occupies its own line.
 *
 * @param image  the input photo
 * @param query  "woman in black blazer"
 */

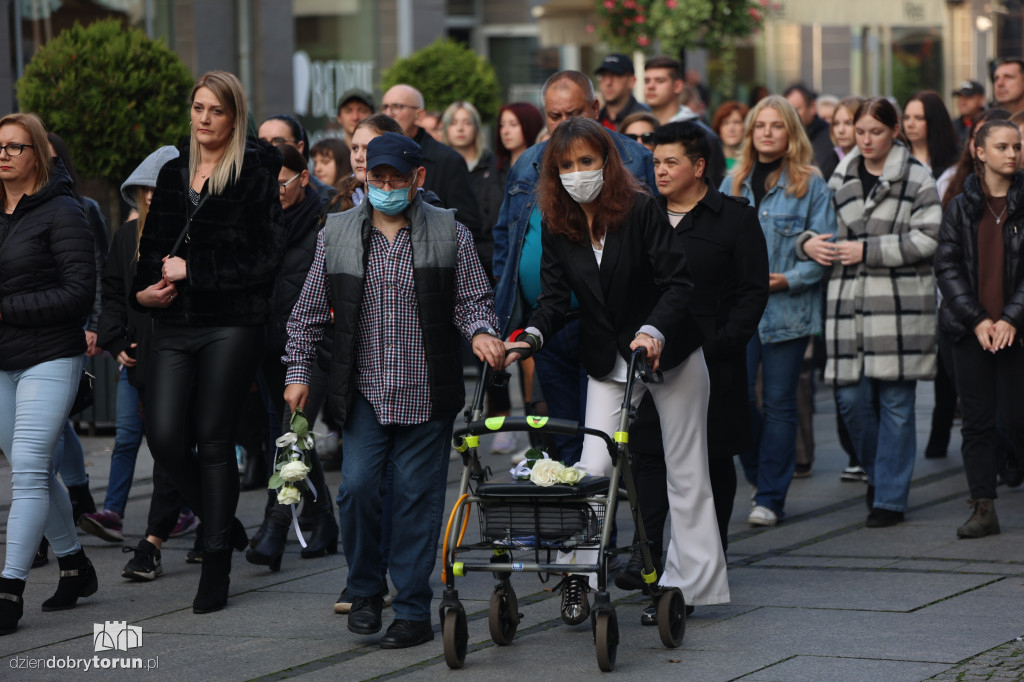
xmin=505 ymin=117 xmax=730 ymax=626
xmin=617 ymin=121 xmax=770 ymax=619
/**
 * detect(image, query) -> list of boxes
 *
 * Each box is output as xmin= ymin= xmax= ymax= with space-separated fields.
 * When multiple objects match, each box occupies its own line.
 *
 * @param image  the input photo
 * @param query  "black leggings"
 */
xmin=145 ymin=324 xmax=265 ymax=552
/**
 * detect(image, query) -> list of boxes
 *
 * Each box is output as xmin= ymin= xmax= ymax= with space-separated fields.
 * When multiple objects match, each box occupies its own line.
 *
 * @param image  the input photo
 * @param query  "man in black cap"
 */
xmin=784 ymin=83 xmax=837 ymax=178
xmin=596 ymin=53 xmax=650 ymax=132
xmin=284 ymin=133 xmax=503 ymax=649
xmin=953 ymin=80 xmax=987 ymax=145
xmin=336 ymin=88 xmax=375 ymax=140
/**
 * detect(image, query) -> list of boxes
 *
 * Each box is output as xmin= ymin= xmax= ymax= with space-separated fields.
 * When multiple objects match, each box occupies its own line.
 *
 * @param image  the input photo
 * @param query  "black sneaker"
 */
xmin=558 ymin=575 xmax=590 ymax=626
xmin=347 ymin=593 xmax=384 ymax=634
xmin=121 ymin=539 xmax=163 ymax=581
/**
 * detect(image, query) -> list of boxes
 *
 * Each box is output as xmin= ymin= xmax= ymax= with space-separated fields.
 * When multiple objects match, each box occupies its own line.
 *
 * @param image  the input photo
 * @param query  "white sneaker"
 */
xmin=510 ymin=451 xmax=527 ymax=466
xmin=748 ymin=505 xmax=778 ymax=527
xmin=491 ymin=431 xmax=518 ymax=454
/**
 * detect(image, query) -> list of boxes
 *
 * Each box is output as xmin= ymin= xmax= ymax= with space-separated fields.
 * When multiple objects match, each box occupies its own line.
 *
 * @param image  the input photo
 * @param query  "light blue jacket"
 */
xmin=720 ymin=169 xmax=834 ymax=343
xmin=492 ymin=132 xmax=656 ymax=335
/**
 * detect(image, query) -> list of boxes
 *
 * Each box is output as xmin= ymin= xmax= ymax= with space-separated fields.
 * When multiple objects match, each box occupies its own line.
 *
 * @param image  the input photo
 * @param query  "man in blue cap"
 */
xmin=283 ymin=132 xmax=504 ymax=648
xmin=596 ymin=53 xmax=651 ymax=132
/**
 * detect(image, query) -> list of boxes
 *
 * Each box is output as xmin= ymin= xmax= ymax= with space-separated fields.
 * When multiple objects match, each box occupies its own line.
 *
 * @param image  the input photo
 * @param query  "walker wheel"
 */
xmin=442 ymin=607 xmax=468 ymax=669
xmin=488 ymin=584 xmax=519 ymax=645
xmin=657 ymin=587 xmax=686 ymax=648
xmin=594 ymin=608 xmax=618 ymax=672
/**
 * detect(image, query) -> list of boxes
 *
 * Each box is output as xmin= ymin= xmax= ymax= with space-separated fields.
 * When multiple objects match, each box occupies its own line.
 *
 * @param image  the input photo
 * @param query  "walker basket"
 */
xmin=475 ymin=477 xmax=609 ymax=548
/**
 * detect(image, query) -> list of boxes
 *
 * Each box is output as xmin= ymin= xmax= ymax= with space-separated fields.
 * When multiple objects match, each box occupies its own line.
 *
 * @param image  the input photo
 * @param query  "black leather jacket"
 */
xmin=935 ymin=172 xmax=1024 ymax=341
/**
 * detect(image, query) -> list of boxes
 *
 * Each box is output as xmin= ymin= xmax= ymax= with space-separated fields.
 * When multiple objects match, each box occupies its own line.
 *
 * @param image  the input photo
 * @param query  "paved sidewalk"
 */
xmin=1 ymin=381 xmax=1022 ymax=681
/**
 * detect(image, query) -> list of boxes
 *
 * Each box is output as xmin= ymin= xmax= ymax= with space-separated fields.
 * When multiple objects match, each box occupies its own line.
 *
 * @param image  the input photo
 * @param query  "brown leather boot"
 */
xmin=956 ymin=498 xmax=1000 ymax=539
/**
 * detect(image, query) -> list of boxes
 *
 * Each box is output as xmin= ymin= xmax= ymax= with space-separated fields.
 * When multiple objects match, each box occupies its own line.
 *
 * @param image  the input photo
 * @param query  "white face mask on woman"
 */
xmin=560 ymin=169 xmax=604 ymax=204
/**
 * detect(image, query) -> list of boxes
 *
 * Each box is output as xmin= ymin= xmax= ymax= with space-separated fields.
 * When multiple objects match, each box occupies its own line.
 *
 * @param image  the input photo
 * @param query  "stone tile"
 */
xmin=742 ymin=655 xmax=950 ymax=681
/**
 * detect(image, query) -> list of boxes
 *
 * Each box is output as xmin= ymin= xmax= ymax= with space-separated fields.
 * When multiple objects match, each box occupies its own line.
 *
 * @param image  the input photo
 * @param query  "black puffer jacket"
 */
xmin=936 ymin=172 xmax=1024 ymax=341
xmin=267 ymin=185 xmax=323 ymax=356
xmin=132 ymin=137 xmax=285 ymax=326
xmin=98 ymin=220 xmax=152 ymax=388
xmin=0 ymin=161 xmax=94 ymax=370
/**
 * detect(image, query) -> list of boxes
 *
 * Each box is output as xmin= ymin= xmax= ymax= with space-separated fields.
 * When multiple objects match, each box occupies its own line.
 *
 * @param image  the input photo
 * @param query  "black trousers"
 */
xmin=950 ymin=335 xmax=1024 ymax=499
xmin=145 ymin=324 xmax=265 ymax=552
xmin=925 ymin=333 xmax=959 ymax=458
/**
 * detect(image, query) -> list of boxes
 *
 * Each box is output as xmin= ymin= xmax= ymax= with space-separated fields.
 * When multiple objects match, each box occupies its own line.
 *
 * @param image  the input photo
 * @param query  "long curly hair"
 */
xmin=537 ymin=117 xmax=640 ymax=244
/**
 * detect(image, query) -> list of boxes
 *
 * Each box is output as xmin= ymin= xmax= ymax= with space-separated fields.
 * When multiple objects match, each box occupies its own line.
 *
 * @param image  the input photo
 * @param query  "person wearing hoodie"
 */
xmin=246 ymin=143 xmax=337 ymax=572
xmin=132 ymin=71 xmax=285 ymax=614
xmin=0 ymin=112 xmax=99 ymax=635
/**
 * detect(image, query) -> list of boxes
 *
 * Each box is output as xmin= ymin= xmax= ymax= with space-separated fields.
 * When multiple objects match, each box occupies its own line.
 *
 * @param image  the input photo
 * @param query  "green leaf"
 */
xmin=268 ymin=474 xmax=284 ymax=489
xmin=290 ymin=409 xmax=310 ymax=439
xmin=525 ymin=448 xmax=544 ymax=461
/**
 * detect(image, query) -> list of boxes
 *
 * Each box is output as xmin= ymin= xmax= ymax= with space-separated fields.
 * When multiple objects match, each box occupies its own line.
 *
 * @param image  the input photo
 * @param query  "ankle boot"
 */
xmin=41 ymin=549 xmax=98 ymax=611
xmin=957 ymin=498 xmax=1000 ymax=538
xmin=301 ymin=512 xmax=338 ymax=559
xmin=0 ymin=577 xmax=25 ymax=635
xmin=193 ymin=550 xmax=232 ymax=614
xmin=231 ymin=517 xmax=249 ymax=552
xmin=246 ymin=510 xmax=289 ymax=571
xmin=66 ymin=483 xmax=96 ymax=524
xmin=249 ymin=490 xmax=278 ymax=549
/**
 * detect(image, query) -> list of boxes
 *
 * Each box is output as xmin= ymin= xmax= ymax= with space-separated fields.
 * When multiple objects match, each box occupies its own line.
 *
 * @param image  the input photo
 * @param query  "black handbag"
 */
xmin=70 ymin=370 xmax=95 ymax=414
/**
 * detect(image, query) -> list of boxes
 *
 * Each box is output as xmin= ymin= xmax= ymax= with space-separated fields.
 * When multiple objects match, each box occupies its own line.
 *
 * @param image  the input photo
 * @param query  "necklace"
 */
xmin=986 ymin=200 xmax=1007 ymax=225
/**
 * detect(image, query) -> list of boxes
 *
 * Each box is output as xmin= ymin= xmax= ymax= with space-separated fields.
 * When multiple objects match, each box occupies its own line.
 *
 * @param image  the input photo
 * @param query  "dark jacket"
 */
xmin=936 ymin=172 xmax=1024 ymax=342
xmin=0 ymin=161 xmax=94 ymax=371
xmin=268 ymin=185 xmax=324 ymax=356
xmin=806 ymin=115 xmax=838 ymax=180
xmin=82 ymin=197 xmax=108 ymax=333
xmin=98 ymin=220 xmax=152 ymax=388
xmin=469 ymin=149 xmax=505 ymax=277
xmin=132 ymin=137 xmax=285 ymax=326
xmin=632 ymin=186 xmax=770 ymax=457
xmin=526 ymin=191 xmax=702 ymax=378
xmin=413 ymin=127 xmax=490 ymax=269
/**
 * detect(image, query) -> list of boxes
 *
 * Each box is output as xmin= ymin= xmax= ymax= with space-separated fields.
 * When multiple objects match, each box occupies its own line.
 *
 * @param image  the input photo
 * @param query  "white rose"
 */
xmin=277 ymin=485 xmax=302 ymax=505
xmin=556 ymin=465 xmax=585 ymax=485
xmin=530 ymin=459 xmax=565 ymax=487
xmin=279 ymin=460 xmax=311 ymax=483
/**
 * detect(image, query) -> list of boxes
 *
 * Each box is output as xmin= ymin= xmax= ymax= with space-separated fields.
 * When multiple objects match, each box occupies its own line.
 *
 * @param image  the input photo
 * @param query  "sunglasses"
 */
xmin=624 ymin=132 xmax=655 ymax=144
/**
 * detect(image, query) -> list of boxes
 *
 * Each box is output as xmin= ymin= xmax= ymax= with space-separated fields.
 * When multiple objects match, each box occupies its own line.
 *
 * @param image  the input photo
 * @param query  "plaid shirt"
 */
xmin=285 ymin=220 xmax=498 ymax=425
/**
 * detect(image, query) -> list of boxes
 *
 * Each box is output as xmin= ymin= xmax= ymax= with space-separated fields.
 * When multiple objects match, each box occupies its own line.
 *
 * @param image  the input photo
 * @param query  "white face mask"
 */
xmin=560 ymin=169 xmax=604 ymax=204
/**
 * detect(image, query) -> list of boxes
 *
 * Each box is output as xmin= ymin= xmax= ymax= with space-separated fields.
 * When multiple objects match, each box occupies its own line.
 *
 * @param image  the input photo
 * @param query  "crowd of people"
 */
xmin=1 ymin=52 xmax=1022 ymax=649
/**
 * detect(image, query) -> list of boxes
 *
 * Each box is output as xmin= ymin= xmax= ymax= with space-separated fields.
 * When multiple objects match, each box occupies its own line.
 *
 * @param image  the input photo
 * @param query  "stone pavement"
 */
xmin=1 ymin=380 xmax=1023 ymax=681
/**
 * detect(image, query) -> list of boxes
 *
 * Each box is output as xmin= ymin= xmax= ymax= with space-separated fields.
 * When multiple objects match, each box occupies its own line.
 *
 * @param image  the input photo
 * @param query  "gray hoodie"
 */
xmin=120 ymin=145 xmax=180 ymax=208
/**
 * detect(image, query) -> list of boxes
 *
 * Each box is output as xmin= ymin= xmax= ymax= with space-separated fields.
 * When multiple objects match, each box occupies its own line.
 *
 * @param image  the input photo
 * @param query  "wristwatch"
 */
xmin=472 ymin=326 xmax=498 ymax=338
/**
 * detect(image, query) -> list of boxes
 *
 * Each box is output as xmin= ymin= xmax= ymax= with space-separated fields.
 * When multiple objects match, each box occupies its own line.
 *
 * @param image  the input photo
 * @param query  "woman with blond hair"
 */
xmin=0 ymin=112 xmax=98 ymax=633
xmin=720 ymin=95 xmax=836 ymax=527
xmin=133 ymin=71 xmax=285 ymax=612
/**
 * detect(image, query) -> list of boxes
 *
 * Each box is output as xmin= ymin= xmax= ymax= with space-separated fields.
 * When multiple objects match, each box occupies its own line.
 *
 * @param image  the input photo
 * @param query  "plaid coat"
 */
xmin=824 ymin=143 xmax=941 ymax=385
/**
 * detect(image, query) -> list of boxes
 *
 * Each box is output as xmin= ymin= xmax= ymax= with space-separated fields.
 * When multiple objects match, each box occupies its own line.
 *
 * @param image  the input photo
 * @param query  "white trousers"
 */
xmin=564 ymin=349 xmax=730 ymax=606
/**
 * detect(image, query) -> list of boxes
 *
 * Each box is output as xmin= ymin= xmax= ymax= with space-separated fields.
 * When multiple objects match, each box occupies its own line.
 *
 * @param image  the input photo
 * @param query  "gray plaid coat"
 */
xmin=823 ymin=143 xmax=941 ymax=385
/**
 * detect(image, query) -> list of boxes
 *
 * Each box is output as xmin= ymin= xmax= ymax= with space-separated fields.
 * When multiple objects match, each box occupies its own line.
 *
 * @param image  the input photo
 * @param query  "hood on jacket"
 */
xmin=16 ymin=158 xmax=76 ymax=215
xmin=120 ymin=146 xmax=180 ymax=208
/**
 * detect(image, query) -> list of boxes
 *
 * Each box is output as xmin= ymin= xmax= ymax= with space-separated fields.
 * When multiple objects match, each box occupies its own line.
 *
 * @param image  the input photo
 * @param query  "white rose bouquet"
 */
xmin=267 ymin=409 xmax=318 ymax=546
xmin=510 ymin=449 xmax=587 ymax=487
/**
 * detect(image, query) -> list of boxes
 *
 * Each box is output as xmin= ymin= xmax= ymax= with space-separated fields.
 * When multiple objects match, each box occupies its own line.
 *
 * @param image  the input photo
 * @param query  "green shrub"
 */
xmin=381 ymin=39 xmax=501 ymax=122
xmin=17 ymin=18 xmax=193 ymax=185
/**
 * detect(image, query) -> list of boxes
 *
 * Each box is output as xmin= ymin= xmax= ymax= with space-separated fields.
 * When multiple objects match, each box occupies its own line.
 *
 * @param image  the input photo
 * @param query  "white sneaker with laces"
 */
xmin=748 ymin=505 xmax=778 ymax=527
xmin=490 ymin=431 xmax=519 ymax=454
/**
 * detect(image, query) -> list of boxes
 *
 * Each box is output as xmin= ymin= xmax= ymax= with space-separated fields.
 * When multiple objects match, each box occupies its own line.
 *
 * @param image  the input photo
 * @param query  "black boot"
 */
xmin=66 ymin=483 xmax=96 ymax=525
xmin=41 ymin=549 xmax=97 ymax=611
xmin=231 ymin=517 xmax=249 ymax=552
xmin=32 ymin=538 xmax=49 ymax=568
xmin=301 ymin=512 xmax=338 ymax=559
xmin=186 ymin=525 xmax=203 ymax=564
xmin=249 ymin=490 xmax=278 ymax=549
xmin=0 ymin=577 xmax=25 ymax=635
xmin=193 ymin=550 xmax=232 ymax=614
xmin=246 ymin=509 xmax=289 ymax=571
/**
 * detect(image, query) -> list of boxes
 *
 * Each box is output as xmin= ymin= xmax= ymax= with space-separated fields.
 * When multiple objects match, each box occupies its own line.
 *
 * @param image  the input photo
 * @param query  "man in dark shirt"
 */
xmin=596 ymin=53 xmax=650 ymax=132
xmin=953 ymin=80 xmax=987 ymax=146
xmin=784 ymin=83 xmax=837 ymax=179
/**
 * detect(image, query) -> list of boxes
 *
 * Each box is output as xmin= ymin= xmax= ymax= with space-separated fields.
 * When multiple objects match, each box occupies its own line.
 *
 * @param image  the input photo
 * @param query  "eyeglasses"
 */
xmin=624 ymin=132 xmax=654 ymax=144
xmin=279 ymin=174 xmax=301 ymax=191
xmin=0 ymin=143 xmax=34 ymax=157
xmin=267 ymin=137 xmax=295 ymax=146
xmin=380 ymin=103 xmax=418 ymax=114
xmin=367 ymin=173 xmax=412 ymax=189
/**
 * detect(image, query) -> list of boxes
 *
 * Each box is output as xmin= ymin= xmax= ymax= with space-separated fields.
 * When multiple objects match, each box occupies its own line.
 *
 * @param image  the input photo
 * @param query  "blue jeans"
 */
xmin=54 ymin=420 xmax=89 ymax=487
xmin=0 ymin=357 xmax=84 ymax=579
xmin=741 ymin=335 xmax=808 ymax=516
xmin=103 ymin=368 xmax=145 ymax=516
xmin=338 ymin=393 xmax=454 ymax=621
xmin=533 ymin=318 xmax=588 ymax=465
xmin=835 ymin=376 xmax=917 ymax=512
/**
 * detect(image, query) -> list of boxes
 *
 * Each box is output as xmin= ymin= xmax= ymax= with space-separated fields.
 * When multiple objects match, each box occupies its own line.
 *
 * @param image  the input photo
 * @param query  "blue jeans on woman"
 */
xmin=102 ymin=368 xmax=145 ymax=517
xmin=338 ymin=392 xmax=454 ymax=622
xmin=835 ymin=376 xmax=917 ymax=512
xmin=532 ymin=318 xmax=588 ymax=466
xmin=0 ymin=356 xmax=84 ymax=580
xmin=742 ymin=335 xmax=809 ymax=516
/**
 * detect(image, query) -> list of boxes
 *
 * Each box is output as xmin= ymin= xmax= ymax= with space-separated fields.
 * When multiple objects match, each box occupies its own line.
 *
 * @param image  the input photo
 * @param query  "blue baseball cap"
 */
xmin=366 ymin=132 xmax=423 ymax=176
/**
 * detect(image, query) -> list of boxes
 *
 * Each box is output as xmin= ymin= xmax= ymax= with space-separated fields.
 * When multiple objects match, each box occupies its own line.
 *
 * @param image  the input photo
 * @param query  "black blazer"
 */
xmin=526 ymin=191 xmax=702 ymax=378
xmin=632 ymin=184 xmax=770 ymax=458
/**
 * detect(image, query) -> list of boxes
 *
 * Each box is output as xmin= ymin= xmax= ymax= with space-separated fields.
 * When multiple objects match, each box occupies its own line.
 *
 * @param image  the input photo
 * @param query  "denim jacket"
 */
xmin=492 ymin=131 xmax=656 ymax=335
xmin=720 ymin=169 xmax=834 ymax=343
